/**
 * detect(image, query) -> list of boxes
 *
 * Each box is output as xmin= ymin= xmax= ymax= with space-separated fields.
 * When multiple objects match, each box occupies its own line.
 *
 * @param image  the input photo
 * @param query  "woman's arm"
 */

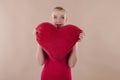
xmin=68 ymin=44 xmax=77 ymax=68
xmin=36 ymin=44 xmax=45 ymax=66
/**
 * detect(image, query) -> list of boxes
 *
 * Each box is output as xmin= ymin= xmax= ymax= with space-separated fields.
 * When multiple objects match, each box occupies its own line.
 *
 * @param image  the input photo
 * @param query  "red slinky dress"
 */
xmin=35 ymin=22 xmax=83 ymax=80
xmin=40 ymin=49 xmax=72 ymax=80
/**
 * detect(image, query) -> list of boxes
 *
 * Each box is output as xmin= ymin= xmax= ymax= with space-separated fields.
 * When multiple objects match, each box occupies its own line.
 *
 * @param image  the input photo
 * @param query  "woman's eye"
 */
xmin=54 ymin=16 xmax=57 ymax=19
xmin=61 ymin=16 xmax=64 ymax=19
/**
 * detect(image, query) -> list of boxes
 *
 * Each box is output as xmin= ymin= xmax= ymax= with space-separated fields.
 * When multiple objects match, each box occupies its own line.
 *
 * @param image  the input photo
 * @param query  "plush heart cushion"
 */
xmin=35 ymin=22 xmax=83 ymax=61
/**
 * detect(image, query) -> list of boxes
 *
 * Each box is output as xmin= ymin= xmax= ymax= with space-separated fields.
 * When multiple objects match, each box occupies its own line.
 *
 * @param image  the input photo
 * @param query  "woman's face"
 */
xmin=51 ymin=10 xmax=67 ymax=28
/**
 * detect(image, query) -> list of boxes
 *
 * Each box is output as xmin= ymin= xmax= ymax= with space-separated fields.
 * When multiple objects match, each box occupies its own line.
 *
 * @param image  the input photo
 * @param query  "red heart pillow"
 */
xmin=35 ymin=22 xmax=83 ymax=61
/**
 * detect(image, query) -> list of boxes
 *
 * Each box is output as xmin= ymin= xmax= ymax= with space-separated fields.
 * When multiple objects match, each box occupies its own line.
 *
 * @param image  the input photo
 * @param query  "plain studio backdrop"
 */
xmin=0 ymin=0 xmax=120 ymax=80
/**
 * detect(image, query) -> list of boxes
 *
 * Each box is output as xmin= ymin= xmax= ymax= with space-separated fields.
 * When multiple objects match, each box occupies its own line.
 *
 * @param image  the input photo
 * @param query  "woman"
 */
xmin=35 ymin=6 xmax=83 ymax=80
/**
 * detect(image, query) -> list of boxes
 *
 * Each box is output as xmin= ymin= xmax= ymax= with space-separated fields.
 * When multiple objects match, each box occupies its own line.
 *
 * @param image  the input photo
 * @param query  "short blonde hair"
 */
xmin=53 ymin=6 xmax=66 ymax=11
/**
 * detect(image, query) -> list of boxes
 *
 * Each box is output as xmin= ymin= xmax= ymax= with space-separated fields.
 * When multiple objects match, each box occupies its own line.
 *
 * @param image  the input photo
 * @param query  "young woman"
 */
xmin=35 ymin=6 xmax=84 ymax=80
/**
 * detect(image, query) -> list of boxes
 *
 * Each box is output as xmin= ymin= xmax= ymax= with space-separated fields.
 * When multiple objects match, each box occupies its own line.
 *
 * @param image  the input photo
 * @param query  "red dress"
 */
xmin=35 ymin=22 xmax=83 ymax=80
xmin=40 ymin=49 xmax=72 ymax=80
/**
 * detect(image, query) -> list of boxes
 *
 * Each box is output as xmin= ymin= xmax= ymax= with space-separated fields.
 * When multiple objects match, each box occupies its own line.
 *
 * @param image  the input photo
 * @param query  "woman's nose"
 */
xmin=56 ymin=19 xmax=62 ymax=23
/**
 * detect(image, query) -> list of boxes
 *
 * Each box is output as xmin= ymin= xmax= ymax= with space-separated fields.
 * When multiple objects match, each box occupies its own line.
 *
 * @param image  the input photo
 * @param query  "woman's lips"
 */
xmin=55 ymin=24 xmax=62 ymax=28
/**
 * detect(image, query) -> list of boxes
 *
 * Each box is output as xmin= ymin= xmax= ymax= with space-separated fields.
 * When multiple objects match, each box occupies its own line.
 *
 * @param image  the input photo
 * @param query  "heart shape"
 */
xmin=35 ymin=22 xmax=83 ymax=61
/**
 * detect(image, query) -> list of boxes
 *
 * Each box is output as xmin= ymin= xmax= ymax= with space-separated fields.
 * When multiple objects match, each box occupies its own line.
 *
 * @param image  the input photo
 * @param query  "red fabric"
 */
xmin=35 ymin=22 xmax=83 ymax=80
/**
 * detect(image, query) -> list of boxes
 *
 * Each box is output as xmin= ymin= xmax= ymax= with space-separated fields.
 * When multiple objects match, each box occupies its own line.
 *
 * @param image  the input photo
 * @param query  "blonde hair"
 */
xmin=53 ymin=6 xmax=66 ymax=12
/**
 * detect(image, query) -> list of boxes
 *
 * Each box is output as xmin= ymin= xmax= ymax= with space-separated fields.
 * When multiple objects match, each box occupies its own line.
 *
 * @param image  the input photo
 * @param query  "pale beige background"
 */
xmin=0 ymin=0 xmax=120 ymax=80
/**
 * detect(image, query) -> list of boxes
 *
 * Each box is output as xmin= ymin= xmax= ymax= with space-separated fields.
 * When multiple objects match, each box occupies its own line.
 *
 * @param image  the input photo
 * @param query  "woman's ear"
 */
xmin=66 ymin=17 xmax=68 ymax=23
xmin=65 ymin=16 xmax=68 ymax=24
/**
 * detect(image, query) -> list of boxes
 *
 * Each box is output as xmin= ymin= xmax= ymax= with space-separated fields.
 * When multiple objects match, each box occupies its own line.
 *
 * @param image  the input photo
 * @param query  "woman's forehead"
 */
xmin=52 ymin=10 xmax=66 ymax=16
